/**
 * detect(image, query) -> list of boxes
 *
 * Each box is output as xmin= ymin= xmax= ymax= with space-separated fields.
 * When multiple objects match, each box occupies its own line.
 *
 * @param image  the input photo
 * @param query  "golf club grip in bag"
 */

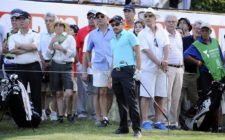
xmin=8 ymin=93 xmax=41 ymax=128
xmin=182 ymin=78 xmax=225 ymax=131
xmin=1 ymin=74 xmax=41 ymax=128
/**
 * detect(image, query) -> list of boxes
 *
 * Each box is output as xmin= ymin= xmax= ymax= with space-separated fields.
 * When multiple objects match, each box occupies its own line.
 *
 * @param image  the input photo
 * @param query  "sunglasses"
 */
xmin=96 ymin=15 xmax=105 ymax=19
xmin=111 ymin=22 xmax=121 ymax=27
xmin=144 ymin=14 xmax=154 ymax=18
xmin=154 ymin=38 xmax=158 ymax=47
xmin=18 ymin=16 xmax=27 ymax=20
xmin=87 ymin=15 xmax=95 ymax=20
xmin=11 ymin=17 xmax=20 ymax=21
xmin=124 ymin=9 xmax=132 ymax=13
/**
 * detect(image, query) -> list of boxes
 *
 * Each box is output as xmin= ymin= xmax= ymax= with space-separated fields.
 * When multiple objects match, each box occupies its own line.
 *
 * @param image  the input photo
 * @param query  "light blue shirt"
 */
xmin=110 ymin=30 xmax=139 ymax=68
xmin=87 ymin=26 xmax=114 ymax=71
xmin=39 ymin=32 xmax=54 ymax=60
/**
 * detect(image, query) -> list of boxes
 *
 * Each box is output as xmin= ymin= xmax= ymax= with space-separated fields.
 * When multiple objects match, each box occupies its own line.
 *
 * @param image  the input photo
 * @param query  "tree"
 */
xmin=191 ymin=0 xmax=225 ymax=13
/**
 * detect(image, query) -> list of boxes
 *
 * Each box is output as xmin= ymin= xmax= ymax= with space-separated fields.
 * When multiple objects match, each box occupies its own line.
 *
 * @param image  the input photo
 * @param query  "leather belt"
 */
xmin=168 ymin=64 xmax=183 ymax=68
xmin=113 ymin=65 xmax=135 ymax=71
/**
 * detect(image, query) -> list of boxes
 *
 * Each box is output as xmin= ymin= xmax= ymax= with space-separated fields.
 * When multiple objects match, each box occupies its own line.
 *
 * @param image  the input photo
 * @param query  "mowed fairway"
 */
xmin=0 ymin=118 xmax=225 ymax=140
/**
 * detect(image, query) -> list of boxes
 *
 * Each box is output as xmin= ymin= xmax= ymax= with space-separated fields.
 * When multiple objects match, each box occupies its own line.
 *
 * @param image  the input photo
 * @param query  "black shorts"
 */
xmin=50 ymin=61 xmax=73 ymax=91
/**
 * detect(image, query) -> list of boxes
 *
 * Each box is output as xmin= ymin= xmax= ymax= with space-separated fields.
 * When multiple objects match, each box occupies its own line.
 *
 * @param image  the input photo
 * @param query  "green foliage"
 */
xmin=191 ymin=0 xmax=225 ymax=13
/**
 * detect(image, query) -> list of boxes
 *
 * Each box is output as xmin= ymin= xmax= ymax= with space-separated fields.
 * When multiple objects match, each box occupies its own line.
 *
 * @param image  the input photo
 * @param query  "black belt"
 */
xmin=16 ymin=61 xmax=39 ymax=66
xmin=113 ymin=65 xmax=135 ymax=71
xmin=44 ymin=60 xmax=51 ymax=63
xmin=168 ymin=64 xmax=183 ymax=68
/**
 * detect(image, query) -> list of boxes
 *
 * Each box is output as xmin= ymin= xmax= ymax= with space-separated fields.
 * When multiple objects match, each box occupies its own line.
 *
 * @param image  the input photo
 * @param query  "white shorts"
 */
xmin=140 ymin=69 xmax=167 ymax=98
xmin=93 ymin=70 xmax=110 ymax=87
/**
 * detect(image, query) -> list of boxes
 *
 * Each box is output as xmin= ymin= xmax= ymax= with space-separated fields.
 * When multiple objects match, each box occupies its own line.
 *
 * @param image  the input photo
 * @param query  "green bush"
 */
xmin=191 ymin=0 xmax=225 ymax=13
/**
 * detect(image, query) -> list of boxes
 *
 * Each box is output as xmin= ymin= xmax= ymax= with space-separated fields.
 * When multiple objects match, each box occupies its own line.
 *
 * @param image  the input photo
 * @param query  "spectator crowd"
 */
xmin=0 ymin=2 xmax=225 ymax=138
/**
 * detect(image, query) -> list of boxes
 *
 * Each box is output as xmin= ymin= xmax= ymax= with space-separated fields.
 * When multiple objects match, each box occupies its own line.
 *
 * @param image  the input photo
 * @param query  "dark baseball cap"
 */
xmin=19 ymin=11 xmax=31 ymax=19
xmin=109 ymin=15 xmax=123 ymax=23
xmin=123 ymin=5 xmax=135 ymax=12
xmin=10 ymin=8 xmax=23 ymax=18
xmin=87 ymin=9 xmax=97 ymax=16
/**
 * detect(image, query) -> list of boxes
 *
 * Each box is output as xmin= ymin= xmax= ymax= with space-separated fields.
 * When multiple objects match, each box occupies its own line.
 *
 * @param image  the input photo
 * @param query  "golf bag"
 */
xmin=180 ymin=80 xmax=225 ymax=131
xmin=0 ymin=74 xmax=41 ymax=128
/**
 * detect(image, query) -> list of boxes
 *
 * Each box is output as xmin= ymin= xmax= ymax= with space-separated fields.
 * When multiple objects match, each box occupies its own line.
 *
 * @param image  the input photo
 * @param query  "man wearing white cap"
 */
xmin=184 ymin=23 xmax=225 ymax=131
xmin=86 ymin=10 xmax=114 ymax=127
xmin=138 ymin=8 xmax=169 ymax=130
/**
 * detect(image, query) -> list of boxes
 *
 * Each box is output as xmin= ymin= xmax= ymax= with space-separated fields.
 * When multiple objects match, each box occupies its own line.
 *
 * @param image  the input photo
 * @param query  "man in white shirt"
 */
xmin=0 ymin=24 xmax=6 ymax=52
xmin=8 ymin=11 xmax=42 ymax=115
xmin=138 ymin=8 xmax=169 ymax=131
xmin=164 ymin=14 xmax=184 ymax=129
xmin=39 ymin=12 xmax=57 ymax=121
xmin=0 ymin=23 xmax=6 ymax=78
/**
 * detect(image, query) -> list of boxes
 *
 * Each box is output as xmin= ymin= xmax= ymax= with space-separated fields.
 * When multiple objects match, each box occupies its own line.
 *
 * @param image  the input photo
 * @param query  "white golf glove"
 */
xmin=133 ymin=69 xmax=142 ymax=81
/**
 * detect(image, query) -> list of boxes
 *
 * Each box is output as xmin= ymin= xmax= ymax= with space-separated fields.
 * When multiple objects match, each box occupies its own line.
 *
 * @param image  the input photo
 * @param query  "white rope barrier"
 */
xmin=0 ymin=69 xmax=111 ymax=74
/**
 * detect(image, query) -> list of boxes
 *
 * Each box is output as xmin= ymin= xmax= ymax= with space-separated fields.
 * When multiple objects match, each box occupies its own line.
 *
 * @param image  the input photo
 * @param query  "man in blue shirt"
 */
xmin=179 ymin=21 xmax=202 ymax=128
xmin=86 ymin=10 xmax=114 ymax=127
xmin=109 ymin=15 xmax=141 ymax=137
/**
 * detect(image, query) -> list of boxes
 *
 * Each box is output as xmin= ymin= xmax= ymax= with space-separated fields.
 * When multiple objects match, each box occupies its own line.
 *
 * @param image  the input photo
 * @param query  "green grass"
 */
xmin=0 ymin=118 xmax=225 ymax=140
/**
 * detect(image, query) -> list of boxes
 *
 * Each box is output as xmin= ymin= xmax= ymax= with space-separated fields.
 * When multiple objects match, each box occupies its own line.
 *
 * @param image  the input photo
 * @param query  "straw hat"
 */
xmin=50 ymin=18 xmax=70 ymax=33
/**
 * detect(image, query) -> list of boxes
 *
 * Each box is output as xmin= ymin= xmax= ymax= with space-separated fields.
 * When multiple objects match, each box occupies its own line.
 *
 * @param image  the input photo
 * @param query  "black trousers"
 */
xmin=16 ymin=62 xmax=42 ymax=115
xmin=111 ymin=66 xmax=141 ymax=132
xmin=197 ymin=72 xmax=220 ymax=131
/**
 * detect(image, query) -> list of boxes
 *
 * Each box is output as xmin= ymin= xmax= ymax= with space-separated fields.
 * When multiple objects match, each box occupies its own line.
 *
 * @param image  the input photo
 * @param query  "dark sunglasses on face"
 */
xmin=124 ymin=9 xmax=132 ymax=13
xmin=87 ymin=15 xmax=95 ymax=20
xmin=111 ymin=22 xmax=121 ymax=27
xmin=96 ymin=15 xmax=105 ymax=19
xmin=11 ymin=17 xmax=20 ymax=21
xmin=18 ymin=17 xmax=26 ymax=20
xmin=144 ymin=14 xmax=154 ymax=18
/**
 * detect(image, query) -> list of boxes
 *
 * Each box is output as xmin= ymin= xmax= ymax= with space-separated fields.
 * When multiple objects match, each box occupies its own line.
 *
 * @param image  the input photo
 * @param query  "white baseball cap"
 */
xmin=144 ymin=7 xmax=160 ymax=18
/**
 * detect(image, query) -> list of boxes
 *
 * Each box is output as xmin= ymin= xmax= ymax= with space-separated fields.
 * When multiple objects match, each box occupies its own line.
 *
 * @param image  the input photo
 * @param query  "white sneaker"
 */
xmin=77 ymin=114 xmax=87 ymax=119
xmin=50 ymin=112 xmax=58 ymax=121
xmin=41 ymin=110 xmax=48 ymax=121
